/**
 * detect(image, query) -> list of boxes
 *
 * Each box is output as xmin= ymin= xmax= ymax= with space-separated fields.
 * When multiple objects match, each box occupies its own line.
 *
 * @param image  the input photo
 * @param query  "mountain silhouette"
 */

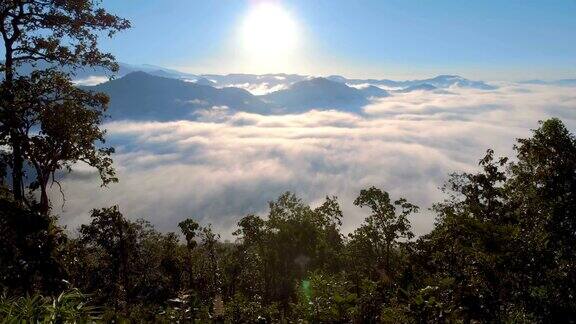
xmin=359 ymin=85 xmax=390 ymax=98
xmin=328 ymin=74 xmax=496 ymax=91
xmin=396 ymin=83 xmax=437 ymax=93
xmin=84 ymin=72 xmax=270 ymax=121
xmin=194 ymin=77 xmax=217 ymax=86
xmin=73 ymin=70 xmax=506 ymax=121
xmin=6 ymin=60 xmax=499 ymax=92
xmin=263 ymin=77 xmax=370 ymax=112
xmin=521 ymin=79 xmax=576 ymax=87
xmin=421 ymin=75 xmax=496 ymax=90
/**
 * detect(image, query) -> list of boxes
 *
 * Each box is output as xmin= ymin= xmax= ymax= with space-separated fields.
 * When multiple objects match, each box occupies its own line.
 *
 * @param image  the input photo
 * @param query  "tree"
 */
xmin=179 ymin=218 xmax=200 ymax=251
xmin=0 ymin=0 xmax=129 ymax=203
xmin=230 ymin=193 xmax=346 ymax=319
xmin=507 ymin=118 xmax=576 ymax=320
xmin=350 ymin=187 xmax=418 ymax=277
xmin=412 ymin=119 xmax=576 ymax=322
xmin=2 ymin=116 xmax=575 ymax=321
xmin=78 ymin=206 xmax=135 ymax=311
xmin=178 ymin=218 xmax=200 ymax=298
xmin=0 ymin=197 xmax=66 ymax=294
xmin=74 ymin=206 xmax=187 ymax=318
xmin=417 ymin=151 xmax=516 ymax=322
xmin=8 ymin=69 xmax=116 ymax=215
xmin=345 ymin=187 xmax=418 ymax=322
xmin=200 ymin=225 xmax=221 ymax=297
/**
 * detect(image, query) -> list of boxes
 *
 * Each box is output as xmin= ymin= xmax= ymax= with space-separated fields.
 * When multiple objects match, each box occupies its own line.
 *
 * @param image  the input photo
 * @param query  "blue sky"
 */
xmin=100 ymin=0 xmax=576 ymax=80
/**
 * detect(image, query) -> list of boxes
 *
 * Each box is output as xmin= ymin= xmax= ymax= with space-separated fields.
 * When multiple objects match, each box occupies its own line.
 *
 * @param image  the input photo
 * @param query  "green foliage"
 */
xmin=0 ymin=198 xmax=65 ymax=295
xmin=16 ymin=69 xmax=118 ymax=215
xmin=0 ymin=289 xmax=100 ymax=323
xmin=506 ymin=118 xmax=576 ymax=321
xmin=0 ymin=0 xmax=129 ymax=211
xmin=410 ymin=118 xmax=576 ymax=322
xmin=178 ymin=218 xmax=200 ymax=250
xmin=225 ymin=292 xmax=279 ymax=323
xmin=294 ymin=272 xmax=357 ymax=322
xmin=349 ymin=187 xmax=418 ymax=278
xmin=68 ymin=206 xmax=187 ymax=316
xmin=232 ymin=193 xmax=347 ymax=317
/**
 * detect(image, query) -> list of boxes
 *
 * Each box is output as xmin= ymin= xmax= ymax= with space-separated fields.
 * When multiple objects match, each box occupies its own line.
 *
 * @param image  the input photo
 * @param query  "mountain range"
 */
xmin=73 ymin=64 xmax=507 ymax=121
xmin=18 ymin=62 xmax=574 ymax=121
xmin=58 ymin=62 xmax=497 ymax=92
xmin=84 ymin=72 xmax=268 ymax=121
xmin=85 ymin=72 xmax=380 ymax=119
xmin=262 ymin=77 xmax=374 ymax=113
xmin=520 ymin=79 xmax=576 ymax=87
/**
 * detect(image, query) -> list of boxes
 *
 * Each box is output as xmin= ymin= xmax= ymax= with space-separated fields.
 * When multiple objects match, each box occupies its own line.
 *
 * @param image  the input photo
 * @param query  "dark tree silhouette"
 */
xmin=0 ymin=0 xmax=129 ymax=204
xmin=7 ymin=69 xmax=116 ymax=215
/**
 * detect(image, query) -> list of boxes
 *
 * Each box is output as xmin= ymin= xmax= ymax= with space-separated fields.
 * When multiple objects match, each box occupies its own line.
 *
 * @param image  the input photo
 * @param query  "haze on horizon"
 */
xmin=98 ymin=0 xmax=576 ymax=81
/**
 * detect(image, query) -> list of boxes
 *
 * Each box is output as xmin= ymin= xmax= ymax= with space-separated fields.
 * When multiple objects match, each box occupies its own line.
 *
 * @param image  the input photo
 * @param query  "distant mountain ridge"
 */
xmin=521 ymin=79 xmax=576 ymax=87
xmin=396 ymin=83 xmax=437 ymax=93
xmin=329 ymin=74 xmax=496 ymax=90
xmin=9 ymin=61 xmax=576 ymax=93
xmin=7 ymin=60 xmax=503 ymax=93
xmin=80 ymin=70 xmax=509 ymax=121
xmin=10 ymin=62 xmax=541 ymax=122
xmin=263 ymin=77 xmax=372 ymax=113
xmin=83 ymin=72 xmax=397 ymax=120
xmin=358 ymin=85 xmax=390 ymax=98
xmin=13 ymin=61 xmax=498 ymax=92
xmin=84 ymin=72 xmax=269 ymax=121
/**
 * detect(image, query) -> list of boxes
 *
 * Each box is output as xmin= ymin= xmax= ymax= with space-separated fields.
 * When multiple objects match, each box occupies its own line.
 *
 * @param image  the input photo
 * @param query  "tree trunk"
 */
xmin=10 ymin=132 xmax=24 ymax=202
xmin=39 ymin=177 xmax=49 ymax=216
xmin=188 ymin=251 xmax=194 ymax=289
xmin=4 ymin=48 xmax=25 ymax=203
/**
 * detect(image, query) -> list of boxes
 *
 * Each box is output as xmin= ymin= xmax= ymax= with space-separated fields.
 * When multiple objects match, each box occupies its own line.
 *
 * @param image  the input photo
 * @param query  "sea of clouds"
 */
xmin=50 ymin=82 xmax=576 ymax=238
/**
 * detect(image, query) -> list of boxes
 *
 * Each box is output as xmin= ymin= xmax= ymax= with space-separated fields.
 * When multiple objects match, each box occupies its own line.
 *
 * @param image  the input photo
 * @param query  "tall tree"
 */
xmin=78 ymin=206 xmax=135 ymax=311
xmin=350 ymin=187 xmax=418 ymax=277
xmin=507 ymin=118 xmax=576 ymax=320
xmin=232 ymin=192 xmax=346 ymax=319
xmin=346 ymin=187 xmax=418 ymax=322
xmin=8 ymin=69 xmax=116 ymax=215
xmin=178 ymin=218 xmax=200 ymax=291
xmin=419 ymin=150 xmax=515 ymax=322
xmin=0 ymin=0 xmax=129 ymax=203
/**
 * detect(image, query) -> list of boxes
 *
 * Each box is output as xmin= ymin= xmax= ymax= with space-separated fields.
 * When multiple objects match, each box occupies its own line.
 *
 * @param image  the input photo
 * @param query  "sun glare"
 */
xmin=240 ymin=3 xmax=299 ymax=58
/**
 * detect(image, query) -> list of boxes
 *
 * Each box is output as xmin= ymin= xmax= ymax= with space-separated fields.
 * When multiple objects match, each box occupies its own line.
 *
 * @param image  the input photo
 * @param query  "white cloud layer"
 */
xmin=72 ymin=76 xmax=110 ymax=86
xmin=50 ymin=83 xmax=576 ymax=238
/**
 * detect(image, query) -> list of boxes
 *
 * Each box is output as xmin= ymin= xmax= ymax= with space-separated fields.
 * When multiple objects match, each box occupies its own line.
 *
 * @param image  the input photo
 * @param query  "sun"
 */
xmin=240 ymin=3 xmax=299 ymax=57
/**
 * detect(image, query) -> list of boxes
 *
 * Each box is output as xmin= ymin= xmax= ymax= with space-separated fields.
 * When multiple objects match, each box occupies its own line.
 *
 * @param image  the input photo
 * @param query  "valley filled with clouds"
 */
xmin=51 ymin=78 xmax=576 ymax=238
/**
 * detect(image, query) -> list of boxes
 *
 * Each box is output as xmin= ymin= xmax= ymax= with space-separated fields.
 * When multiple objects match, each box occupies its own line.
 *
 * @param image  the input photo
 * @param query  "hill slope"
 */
xmin=263 ymin=77 xmax=370 ymax=112
xmin=85 ymin=72 xmax=270 ymax=120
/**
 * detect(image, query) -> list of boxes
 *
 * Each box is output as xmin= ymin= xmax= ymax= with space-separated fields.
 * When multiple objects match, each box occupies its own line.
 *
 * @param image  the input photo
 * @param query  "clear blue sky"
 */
xmin=100 ymin=0 xmax=576 ymax=80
